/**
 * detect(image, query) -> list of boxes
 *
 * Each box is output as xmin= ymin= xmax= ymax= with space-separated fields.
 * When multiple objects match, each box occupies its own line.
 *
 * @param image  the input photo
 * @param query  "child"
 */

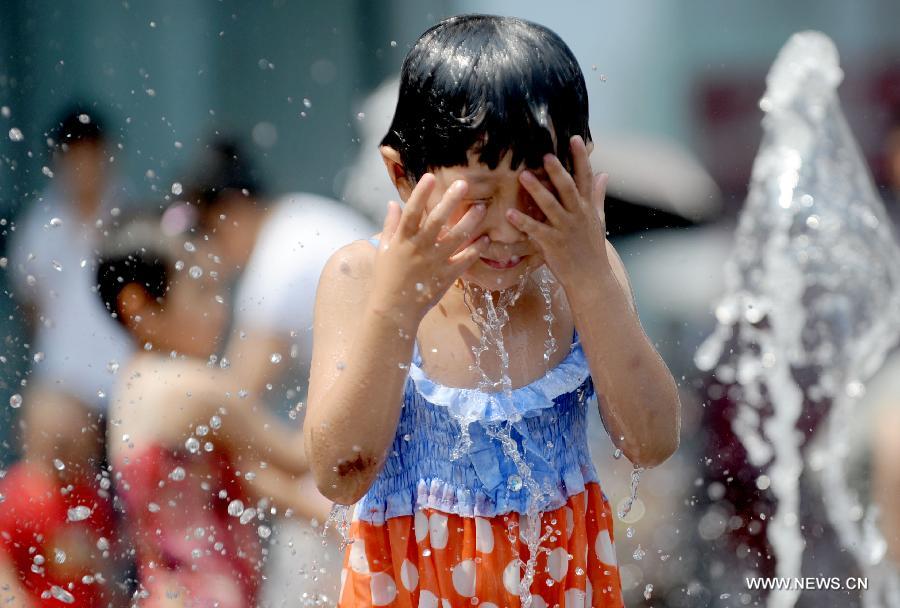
xmin=304 ymin=14 xmax=681 ymax=607
xmin=98 ymin=217 xmax=332 ymax=607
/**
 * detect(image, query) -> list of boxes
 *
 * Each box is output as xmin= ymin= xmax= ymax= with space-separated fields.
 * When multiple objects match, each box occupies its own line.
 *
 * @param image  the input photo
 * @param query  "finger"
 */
xmin=380 ymin=200 xmax=402 ymax=245
xmin=592 ymin=172 xmax=609 ymax=219
xmin=519 ymin=170 xmax=567 ymax=225
xmin=543 ymin=153 xmax=581 ymax=212
xmin=438 ymin=202 xmax=486 ymax=252
xmin=506 ymin=208 xmax=554 ymax=243
xmin=448 ymin=235 xmax=490 ymax=270
xmin=422 ymin=179 xmax=468 ymax=239
xmin=396 ymin=173 xmax=435 ymax=237
xmin=570 ymin=135 xmax=593 ymax=199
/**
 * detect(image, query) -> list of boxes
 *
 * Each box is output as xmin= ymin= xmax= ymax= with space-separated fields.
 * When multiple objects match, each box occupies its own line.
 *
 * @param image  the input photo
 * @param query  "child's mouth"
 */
xmin=480 ymin=255 xmax=524 ymax=270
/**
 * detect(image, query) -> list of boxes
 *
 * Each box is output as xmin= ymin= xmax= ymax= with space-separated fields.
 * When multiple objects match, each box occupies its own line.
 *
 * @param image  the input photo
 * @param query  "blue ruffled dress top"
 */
xmin=355 ymin=328 xmax=601 ymax=524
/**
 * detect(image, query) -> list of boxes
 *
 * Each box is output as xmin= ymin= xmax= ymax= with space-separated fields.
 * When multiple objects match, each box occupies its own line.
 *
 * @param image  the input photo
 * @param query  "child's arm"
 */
xmin=509 ymin=135 xmax=681 ymax=468
xmin=304 ymin=177 xmax=488 ymax=505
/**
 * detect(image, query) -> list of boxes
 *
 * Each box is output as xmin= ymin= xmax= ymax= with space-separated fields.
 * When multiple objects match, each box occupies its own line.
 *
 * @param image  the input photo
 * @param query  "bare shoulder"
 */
xmin=318 ymin=235 xmax=379 ymax=291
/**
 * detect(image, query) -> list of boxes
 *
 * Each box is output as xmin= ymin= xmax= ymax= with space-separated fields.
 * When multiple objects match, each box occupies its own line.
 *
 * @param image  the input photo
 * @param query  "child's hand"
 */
xmin=507 ymin=135 xmax=611 ymax=288
xmin=371 ymin=174 xmax=489 ymax=327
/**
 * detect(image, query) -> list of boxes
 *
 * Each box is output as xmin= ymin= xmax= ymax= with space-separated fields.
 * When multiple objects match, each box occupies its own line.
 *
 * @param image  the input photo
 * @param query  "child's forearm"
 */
xmin=304 ymin=301 xmax=417 ymax=505
xmin=568 ymin=273 xmax=681 ymax=468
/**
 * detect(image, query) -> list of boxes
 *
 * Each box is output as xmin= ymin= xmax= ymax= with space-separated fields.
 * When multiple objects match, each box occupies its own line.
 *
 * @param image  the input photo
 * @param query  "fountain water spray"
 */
xmin=696 ymin=31 xmax=900 ymax=607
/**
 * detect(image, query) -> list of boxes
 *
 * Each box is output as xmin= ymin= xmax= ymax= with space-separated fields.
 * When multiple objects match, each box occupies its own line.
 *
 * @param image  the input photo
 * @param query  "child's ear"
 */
xmin=116 ymin=283 xmax=154 ymax=332
xmin=379 ymin=146 xmax=414 ymax=202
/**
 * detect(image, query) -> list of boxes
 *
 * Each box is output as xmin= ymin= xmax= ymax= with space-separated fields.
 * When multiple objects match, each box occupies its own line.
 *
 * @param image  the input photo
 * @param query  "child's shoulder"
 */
xmin=319 ymin=233 xmax=380 ymax=287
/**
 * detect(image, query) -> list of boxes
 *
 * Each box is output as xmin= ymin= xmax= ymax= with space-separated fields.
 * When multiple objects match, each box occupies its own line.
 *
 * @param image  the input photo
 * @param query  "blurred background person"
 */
xmin=8 ymin=105 xmax=132 ymax=477
xmin=99 ymin=214 xmax=332 ymax=608
xmin=0 ymin=105 xmax=132 ymax=607
xmin=179 ymin=137 xmax=375 ymax=605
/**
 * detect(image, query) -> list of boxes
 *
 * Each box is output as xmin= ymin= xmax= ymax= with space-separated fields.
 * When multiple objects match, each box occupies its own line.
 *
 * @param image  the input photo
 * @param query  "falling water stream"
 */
xmin=696 ymin=31 xmax=900 ymax=608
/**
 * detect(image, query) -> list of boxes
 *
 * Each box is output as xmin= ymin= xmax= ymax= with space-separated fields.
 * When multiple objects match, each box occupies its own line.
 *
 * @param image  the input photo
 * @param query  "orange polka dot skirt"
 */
xmin=338 ymin=482 xmax=623 ymax=607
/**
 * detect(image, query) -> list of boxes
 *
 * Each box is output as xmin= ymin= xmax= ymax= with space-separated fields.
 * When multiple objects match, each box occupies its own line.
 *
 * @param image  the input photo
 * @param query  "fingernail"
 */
xmin=473 ymin=203 xmax=486 ymax=213
xmin=506 ymin=209 xmax=518 ymax=221
xmin=519 ymin=171 xmax=535 ymax=183
xmin=543 ymin=153 xmax=554 ymax=164
xmin=451 ymin=180 xmax=467 ymax=192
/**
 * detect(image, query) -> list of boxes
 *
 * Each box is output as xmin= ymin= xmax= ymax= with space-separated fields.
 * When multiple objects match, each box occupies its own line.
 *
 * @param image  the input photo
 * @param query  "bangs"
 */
xmin=383 ymin=15 xmax=591 ymax=179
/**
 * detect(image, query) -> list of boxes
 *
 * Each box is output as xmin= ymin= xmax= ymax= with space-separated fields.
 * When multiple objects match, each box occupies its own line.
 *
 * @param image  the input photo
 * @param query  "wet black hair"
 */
xmin=184 ymin=136 xmax=266 ymax=215
xmin=382 ymin=14 xmax=591 ymax=180
xmin=47 ymin=103 xmax=107 ymax=151
xmin=96 ymin=219 xmax=172 ymax=326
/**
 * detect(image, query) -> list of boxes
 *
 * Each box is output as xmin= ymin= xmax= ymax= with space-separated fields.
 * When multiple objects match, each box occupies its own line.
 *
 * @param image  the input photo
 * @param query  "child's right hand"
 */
xmin=370 ymin=174 xmax=488 ymax=328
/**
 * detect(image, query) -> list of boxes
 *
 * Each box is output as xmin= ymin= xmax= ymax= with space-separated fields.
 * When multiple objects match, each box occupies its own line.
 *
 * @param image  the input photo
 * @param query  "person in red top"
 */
xmin=0 ymin=462 xmax=123 ymax=606
xmin=96 ymin=216 xmax=330 ymax=607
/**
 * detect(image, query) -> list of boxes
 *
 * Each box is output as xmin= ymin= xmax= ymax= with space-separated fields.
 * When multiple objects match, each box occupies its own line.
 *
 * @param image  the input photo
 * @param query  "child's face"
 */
xmin=426 ymin=150 xmax=554 ymax=290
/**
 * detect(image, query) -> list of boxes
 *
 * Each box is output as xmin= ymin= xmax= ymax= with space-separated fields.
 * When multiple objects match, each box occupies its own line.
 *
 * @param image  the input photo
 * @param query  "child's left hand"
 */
xmin=507 ymin=135 xmax=610 ymax=288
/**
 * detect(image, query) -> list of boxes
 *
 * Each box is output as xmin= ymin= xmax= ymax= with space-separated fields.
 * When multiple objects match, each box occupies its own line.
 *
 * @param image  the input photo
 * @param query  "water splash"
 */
xmin=322 ymin=503 xmax=353 ymax=551
xmin=696 ymin=31 xmax=900 ymax=608
xmin=538 ymin=266 xmax=558 ymax=363
xmin=617 ymin=466 xmax=645 ymax=521
xmin=458 ymin=269 xmax=555 ymax=607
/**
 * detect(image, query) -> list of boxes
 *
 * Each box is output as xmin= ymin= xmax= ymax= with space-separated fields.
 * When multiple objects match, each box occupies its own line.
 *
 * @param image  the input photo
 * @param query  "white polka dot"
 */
xmin=531 ymin=596 xmax=547 ymax=608
xmin=451 ymin=559 xmax=477 ymax=597
xmin=586 ymin=579 xmax=593 ymax=606
xmin=400 ymin=559 xmax=418 ymax=591
xmin=565 ymin=588 xmax=586 ymax=608
xmin=349 ymin=538 xmax=369 ymax=574
xmin=429 ymin=512 xmax=449 ymax=549
xmin=595 ymin=529 xmax=616 ymax=566
xmin=415 ymin=510 xmax=429 ymax=543
xmin=419 ymin=589 xmax=439 ymax=608
xmin=441 ymin=600 xmax=452 ymax=608
xmin=339 ymin=568 xmax=348 ymax=603
xmin=480 ymin=603 xmax=499 ymax=608
xmin=565 ymin=506 xmax=575 ymax=537
xmin=370 ymin=572 xmax=397 ymax=606
xmin=475 ymin=517 xmax=494 ymax=553
xmin=547 ymin=547 xmax=569 ymax=582
xmin=502 ymin=559 xmax=521 ymax=595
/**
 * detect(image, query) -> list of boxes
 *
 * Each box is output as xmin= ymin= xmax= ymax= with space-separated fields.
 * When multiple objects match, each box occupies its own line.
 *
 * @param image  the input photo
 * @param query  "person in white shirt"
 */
xmin=183 ymin=138 xmax=375 ymax=604
xmin=8 ymin=106 xmax=132 ymax=483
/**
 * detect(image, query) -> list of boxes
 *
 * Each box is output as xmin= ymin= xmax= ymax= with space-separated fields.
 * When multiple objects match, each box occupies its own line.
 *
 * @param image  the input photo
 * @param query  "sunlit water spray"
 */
xmin=696 ymin=31 xmax=900 ymax=608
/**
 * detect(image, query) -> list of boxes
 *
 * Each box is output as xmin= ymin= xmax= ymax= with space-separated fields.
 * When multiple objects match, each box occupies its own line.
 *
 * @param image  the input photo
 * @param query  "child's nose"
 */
xmin=484 ymin=199 xmax=526 ymax=244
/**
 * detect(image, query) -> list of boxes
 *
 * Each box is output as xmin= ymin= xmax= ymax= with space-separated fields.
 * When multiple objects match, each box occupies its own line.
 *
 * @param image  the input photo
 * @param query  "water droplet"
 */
xmin=96 ymin=537 xmax=109 ymax=551
xmin=356 ymin=112 xmax=366 ymax=121
xmin=107 ymin=360 xmax=120 ymax=374
xmin=507 ymin=474 xmax=523 ymax=492
xmin=33 ymin=351 xmax=45 ymax=363
xmin=51 ymin=260 xmax=63 ymax=271
xmin=633 ymin=544 xmax=646 ymax=561
xmin=228 ymin=500 xmax=245 ymax=517
xmin=53 ymin=459 xmax=65 ymax=471
xmin=184 ymin=437 xmax=200 ymax=454
xmin=644 ymin=583 xmax=653 ymax=600
xmin=49 ymin=217 xmax=62 ymax=227
xmin=302 ymin=98 xmax=312 ymax=108
xmin=203 ymin=441 xmax=214 ymax=452
xmin=169 ymin=466 xmax=186 ymax=481
xmin=184 ymin=242 xmax=196 ymax=253
xmin=209 ymin=415 xmax=222 ymax=430
xmin=147 ymin=502 xmax=160 ymax=512
xmin=67 ymin=506 xmax=92 ymax=522
xmin=50 ymin=586 xmax=75 ymax=604
xmin=422 ymin=548 xmax=432 ymax=557
xmin=239 ymin=507 xmax=257 ymax=525
xmin=195 ymin=425 xmax=209 ymax=437
xmin=0 ymin=106 xmax=9 ymax=118
xmin=8 ymin=127 xmax=23 ymax=142
xmin=390 ymin=40 xmax=397 ymax=47
xmin=270 ymin=353 xmax=282 ymax=364
xmin=626 ymin=526 xmax=635 ymax=538
xmin=257 ymin=524 xmax=271 ymax=539
xmin=613 ymin=448 xmax=623 ymax=460
xmin=415 ymin=282 xmax=425 ymax=292
xmin=188 ymin=265 xmax=203 ymax=279
xmin=171 ymin=182 xmax=183 ymax=195
xmin=9 ymin=394 xmax=22 ymax=409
